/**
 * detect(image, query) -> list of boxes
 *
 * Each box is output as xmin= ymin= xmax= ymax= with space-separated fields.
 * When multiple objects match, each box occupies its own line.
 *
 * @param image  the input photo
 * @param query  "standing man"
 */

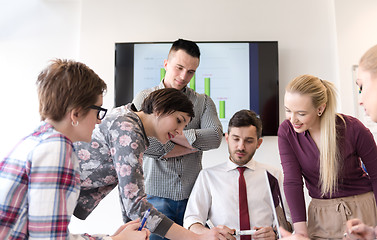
xmin=133 ymin=39 xmax=223 ymax=240
xmin=183 ymin=110 xmax=291 ymax=240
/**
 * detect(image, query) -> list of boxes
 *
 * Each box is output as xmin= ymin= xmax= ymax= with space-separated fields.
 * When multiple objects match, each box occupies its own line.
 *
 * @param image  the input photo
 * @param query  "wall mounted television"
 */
xmin=114 ymin=41 xmax=279 ymax=135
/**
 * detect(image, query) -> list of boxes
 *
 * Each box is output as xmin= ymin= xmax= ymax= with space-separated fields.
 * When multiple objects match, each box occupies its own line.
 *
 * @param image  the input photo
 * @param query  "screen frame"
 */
xmin=114 ymin=41 xmax=279 ymax=136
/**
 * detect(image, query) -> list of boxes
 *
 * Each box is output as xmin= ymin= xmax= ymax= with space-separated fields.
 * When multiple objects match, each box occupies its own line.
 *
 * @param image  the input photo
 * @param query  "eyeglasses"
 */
xmin=89 ymin=105 xmax=108 ymax=120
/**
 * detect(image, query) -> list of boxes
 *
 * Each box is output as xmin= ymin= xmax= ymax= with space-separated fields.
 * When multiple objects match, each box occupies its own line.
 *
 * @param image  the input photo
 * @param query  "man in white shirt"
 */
xmin=184 ymin=110 xmax=290 ymax=240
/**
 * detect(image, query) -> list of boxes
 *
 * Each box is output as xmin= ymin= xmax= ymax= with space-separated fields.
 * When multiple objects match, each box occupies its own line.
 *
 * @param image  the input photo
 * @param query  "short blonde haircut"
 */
xmin=37 ymin=59 xmax=107 ymax=121
xmin=359 ymin=44 xmax=377 ymax=77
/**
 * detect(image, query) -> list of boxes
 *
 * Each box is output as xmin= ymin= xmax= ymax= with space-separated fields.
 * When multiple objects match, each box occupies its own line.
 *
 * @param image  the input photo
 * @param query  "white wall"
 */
xmin=2 ymin=0 xmax=377 ymax=236
xmin=0 ymin=0 xmax=81 ymax=158
xmin=334 ymin=0 xmax=377 ymax=115
xmin=77 ymin=0 xmax=339 ymax=118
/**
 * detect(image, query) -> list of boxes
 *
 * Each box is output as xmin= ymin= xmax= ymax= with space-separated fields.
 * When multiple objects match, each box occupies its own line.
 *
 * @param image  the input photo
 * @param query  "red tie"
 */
xmin=238 ymin=167 xmax=251 ymax=240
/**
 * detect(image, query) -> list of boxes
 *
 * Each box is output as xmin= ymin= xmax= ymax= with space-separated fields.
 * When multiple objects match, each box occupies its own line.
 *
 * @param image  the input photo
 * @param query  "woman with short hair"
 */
xmin=0 ymin=59 xmax=149 ymax=240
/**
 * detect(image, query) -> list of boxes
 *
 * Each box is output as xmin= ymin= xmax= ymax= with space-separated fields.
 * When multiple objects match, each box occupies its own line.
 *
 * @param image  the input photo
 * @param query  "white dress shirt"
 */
xmin=183 ymin=158 xmax=287 ymax=235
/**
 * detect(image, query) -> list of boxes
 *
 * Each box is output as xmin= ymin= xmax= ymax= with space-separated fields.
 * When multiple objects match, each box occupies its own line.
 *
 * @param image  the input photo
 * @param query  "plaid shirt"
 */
xmin=0 ymin=122 xmax=111 ymax=240
xmin=132 ymin=82 xmax=223 ymax=200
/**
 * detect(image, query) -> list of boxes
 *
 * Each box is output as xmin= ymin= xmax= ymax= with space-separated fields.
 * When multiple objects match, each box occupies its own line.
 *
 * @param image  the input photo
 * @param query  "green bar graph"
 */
xmin=204 ymin=77 xmax=210 ymax=96
xmin=189 ymin=74 xmax=196 ymax=91
xmin=219 ymin=100 xmax=225 ymax=119
xmin=160 ymin=68 xmax=166 ymax=81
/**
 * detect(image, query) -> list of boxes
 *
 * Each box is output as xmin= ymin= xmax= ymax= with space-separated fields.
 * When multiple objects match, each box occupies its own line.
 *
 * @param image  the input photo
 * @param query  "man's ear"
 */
xmin=256 ymin=138 xmax=263 ymax=149
xmin=225 ymin=132 xmax=229 ymax=144
xmin=163 ymin=59 xmax=168 ymax=70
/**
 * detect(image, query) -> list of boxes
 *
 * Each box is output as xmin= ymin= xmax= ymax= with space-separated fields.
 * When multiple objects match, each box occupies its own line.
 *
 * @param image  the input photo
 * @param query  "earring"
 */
xmin=72 ymin=121 xmax=79 ymax=127
xmin=318 ymin=112 xmax=322 ymax=117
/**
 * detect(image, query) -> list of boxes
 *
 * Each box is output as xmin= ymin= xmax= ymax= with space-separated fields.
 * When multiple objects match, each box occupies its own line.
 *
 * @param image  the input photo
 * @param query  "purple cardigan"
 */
xmin=278 ymin=114 xmax=377 ymax=223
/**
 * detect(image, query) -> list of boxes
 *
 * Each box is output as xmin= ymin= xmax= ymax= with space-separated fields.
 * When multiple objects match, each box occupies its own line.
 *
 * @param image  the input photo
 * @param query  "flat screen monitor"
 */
xmin=114 ymin=41 xmax=279 ymax=135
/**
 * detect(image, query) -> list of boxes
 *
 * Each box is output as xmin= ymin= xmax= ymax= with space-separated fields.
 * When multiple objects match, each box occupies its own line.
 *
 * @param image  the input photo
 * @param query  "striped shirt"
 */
xmin=0 ymin=122 xmax=111 ymax=240
xmin=132 ymin=82 xmax=223 ymax=200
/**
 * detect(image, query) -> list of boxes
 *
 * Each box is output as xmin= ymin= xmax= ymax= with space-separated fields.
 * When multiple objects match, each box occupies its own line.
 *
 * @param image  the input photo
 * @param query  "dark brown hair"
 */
xmin=228 ymin=109 xmax=262 ymax=138
xmin=140 ymin=88 xmax=195 ymax=118
xmin=36 ymin=59 xmax=107 ymax=121
xmin=168 ymin=39 xmax=201 ymax=59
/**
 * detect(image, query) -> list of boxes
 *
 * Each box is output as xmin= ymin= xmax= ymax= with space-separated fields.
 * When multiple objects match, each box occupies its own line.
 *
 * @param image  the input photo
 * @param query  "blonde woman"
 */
xmin=343 ymin=45 xmax=377 ymax=240
xmin=278 ymin=74 xmax=377 ymax=239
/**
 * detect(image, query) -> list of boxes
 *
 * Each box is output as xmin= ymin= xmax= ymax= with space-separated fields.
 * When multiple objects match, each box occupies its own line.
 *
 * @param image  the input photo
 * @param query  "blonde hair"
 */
xmin=359 ymin=44 xmax=377 ymax=77
xmin=286 ymin=74 xmax=343 ymax=197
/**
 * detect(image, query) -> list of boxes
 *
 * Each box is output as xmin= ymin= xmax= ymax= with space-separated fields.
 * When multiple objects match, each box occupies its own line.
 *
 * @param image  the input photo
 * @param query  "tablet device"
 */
xmin=264 ymin=170 xmax=290 ymax=238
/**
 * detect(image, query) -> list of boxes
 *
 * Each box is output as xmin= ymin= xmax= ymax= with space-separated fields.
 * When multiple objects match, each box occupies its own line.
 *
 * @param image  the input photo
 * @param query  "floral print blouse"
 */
xmin=74 ymin=104 xmax=174 ymax=237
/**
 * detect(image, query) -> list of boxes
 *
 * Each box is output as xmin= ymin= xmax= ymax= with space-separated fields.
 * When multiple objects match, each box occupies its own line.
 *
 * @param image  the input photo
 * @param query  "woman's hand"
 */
xmin=278 ymin=227 xmax=309 ymax=240
xmin=111 ymin=219 xmax=150 ymax=240
xmin=343 ymin=218 xmax=376 ymax=240
xmin=253 ymin=226 xmax=276 ymax=240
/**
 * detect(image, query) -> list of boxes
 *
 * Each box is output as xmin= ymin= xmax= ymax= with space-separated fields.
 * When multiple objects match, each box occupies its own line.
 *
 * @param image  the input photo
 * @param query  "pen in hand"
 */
xmin=138 ymin=208 xmax=151 ymax=231
xmin=206 ymin=219 xmax=215 ymax=229
xmin=206 ymin=219 xmax=255 ymax=236
xmin=235 ymin=229 xmax=256 ymax=235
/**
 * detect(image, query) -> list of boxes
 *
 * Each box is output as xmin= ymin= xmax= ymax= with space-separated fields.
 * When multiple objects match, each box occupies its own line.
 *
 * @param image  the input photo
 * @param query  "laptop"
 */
xmin=264 ymin=170 xmax=291 ymax=238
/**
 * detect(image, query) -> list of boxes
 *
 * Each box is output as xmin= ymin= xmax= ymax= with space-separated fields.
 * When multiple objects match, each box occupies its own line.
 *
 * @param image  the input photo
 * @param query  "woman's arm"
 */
xmin=30 ymin=138 xmax=119 ymax=240
xmin=28 ymin=139 xmax=81 ymax=239
xmin=292 ymin=222 xmax=309 ymax=238
xmin=278 ymin=121 xmax=307 ymax=224
xmin=279 ymin=227 xmax=309 ymax=240
xmin=354 ymin=118 xmax=377 ymax=200
xmin=110 ymin=117 xmax=174 ymax=236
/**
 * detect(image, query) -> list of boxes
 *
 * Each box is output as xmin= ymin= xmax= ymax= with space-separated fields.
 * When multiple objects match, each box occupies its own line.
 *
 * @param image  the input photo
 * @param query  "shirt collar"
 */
xmin=161 ymin=79 xmax=187 ymax=92
xmin=226 ymin=157 xmax=256 ymax=172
